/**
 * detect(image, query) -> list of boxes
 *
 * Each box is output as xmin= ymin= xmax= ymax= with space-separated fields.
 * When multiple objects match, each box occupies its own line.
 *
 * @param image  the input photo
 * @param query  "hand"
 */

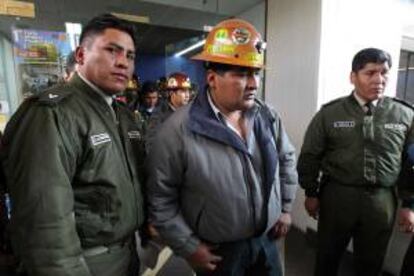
xmin=187 ymin=242 xmax=222 ymax=271
xmin=147 ymin=224 xmax=160 ymax=239
xmin=398 ymin=208 xmax=414 ymax=233
xmin=304 ymin=197 xmax=319 ymax=219
xmin=271 ymin=212 xmax=292 ymax=239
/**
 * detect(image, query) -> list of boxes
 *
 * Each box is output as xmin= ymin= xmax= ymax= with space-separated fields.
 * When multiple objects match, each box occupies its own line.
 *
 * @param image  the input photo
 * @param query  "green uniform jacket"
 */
xmin=1 ymin=74 xmax=145 ymax=275
xmin=298 ymin=94 xmax=414 ymax=197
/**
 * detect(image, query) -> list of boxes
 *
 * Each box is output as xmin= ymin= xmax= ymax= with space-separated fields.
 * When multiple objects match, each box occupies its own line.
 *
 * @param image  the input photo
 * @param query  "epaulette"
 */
xmin=37 ymin=85 xmax=73 ymax=105
xmin=392 ymin=97 xmax=414 ymax=110
xmin=321 ymin=97 xmax=345 ymax=108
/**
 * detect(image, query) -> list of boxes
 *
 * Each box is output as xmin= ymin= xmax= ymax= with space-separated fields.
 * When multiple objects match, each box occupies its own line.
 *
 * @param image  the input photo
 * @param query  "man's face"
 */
xmin=351 ymin=62 xmax=389 ymax=102
xmin=170 ymin=89 xmax=190 ymax=108
xmin=208 ymin=67 xmax=260 ymax=113
xmin=143 ymin=91 xmax=159 ymax=108
xmin=76 ymin=28 xmax=135 ymax=95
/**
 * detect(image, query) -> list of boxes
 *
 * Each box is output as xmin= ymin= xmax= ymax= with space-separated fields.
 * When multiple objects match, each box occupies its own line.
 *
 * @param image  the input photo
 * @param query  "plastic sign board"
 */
xmin=0 ymin=1 xmax=35 ymax=18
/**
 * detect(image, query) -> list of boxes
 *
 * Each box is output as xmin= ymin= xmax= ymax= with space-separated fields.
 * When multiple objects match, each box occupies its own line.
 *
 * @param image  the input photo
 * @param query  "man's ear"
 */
xmin=350 ymin=71 xmax=356 ymax=85
xmin=206 ymin=69 xmax=216 ymax=89
xmin=75 ymin=46 xmax=85 ymax=65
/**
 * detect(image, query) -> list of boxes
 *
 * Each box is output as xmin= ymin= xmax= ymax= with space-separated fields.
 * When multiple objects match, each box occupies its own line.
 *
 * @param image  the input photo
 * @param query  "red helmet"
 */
xmin=167 ymin=72 xmax=191 ymax=90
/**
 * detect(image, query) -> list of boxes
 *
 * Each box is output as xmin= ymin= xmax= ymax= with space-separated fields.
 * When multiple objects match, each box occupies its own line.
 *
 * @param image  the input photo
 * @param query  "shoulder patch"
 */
xmin=392 ymin=97 xmax=414 ymax=110
xmin=37 ymin=85 xmax=73 ymax=105
xmin=321 ymin=97 xmax=346 ymax=108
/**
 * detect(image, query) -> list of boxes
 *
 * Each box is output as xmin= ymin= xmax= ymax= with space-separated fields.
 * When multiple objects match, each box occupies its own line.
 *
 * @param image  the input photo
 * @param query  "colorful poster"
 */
xmin=12 ymin=28 xmax=71 ymax=97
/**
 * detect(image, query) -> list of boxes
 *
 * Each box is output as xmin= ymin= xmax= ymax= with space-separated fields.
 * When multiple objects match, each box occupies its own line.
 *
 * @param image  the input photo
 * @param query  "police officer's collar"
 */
xmin=78 ymin=72 xmax=113 ymax=107
xmin=353 ymin=90 xmax=379 ymax=108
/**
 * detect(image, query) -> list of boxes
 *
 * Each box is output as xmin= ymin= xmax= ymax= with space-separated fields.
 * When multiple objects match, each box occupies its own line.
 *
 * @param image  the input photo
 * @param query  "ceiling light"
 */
xmin=174 ymin=39 xmax=206 ymax=57
xmin=111 ymin=12 xmax=149 ymax=24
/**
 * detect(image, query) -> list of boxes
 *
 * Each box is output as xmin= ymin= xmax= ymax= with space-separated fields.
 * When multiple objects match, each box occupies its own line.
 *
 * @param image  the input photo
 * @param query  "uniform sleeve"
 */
xmin=297 ymin=110 xmax=327 ymax=197
xmin=398 ymin=117 xmax=414 ymax=210
xmin=146 ymin=120 xmax=199 ymax=258
xmin=3 ymin=104 xmax=91 ymax=276
xmin=273 ymin=115 xmax=298 ymax=213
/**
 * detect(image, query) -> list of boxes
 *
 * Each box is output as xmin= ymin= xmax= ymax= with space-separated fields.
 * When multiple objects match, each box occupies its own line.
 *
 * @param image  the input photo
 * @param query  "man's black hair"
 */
xmin=79 ymin=14 xmax=137 ymax=47
xmin=141 ymin=81 xmax=158 ymax=95
xmin=352 ymin=48 xmax=392 ymax=73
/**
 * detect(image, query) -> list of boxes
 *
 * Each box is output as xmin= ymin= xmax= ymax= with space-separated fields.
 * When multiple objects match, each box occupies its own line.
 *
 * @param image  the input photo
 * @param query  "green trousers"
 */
xmin=315 ymin=183 xmax=396 ymax=276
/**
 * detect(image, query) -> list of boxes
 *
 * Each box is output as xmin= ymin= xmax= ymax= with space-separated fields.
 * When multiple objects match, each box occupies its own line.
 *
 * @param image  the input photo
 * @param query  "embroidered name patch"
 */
xmin=384 ymin=123 xmax=406 ymax=131
xmin=128 ymin=131 xmax=141 ymax=139
xmin=90 ymin=133 xmax=111 ymax=146
xmin=333 ymin=121 xmax=355 ymax=128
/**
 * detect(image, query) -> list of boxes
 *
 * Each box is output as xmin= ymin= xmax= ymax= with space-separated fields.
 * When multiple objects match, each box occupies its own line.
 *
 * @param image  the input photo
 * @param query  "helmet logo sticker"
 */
xmin=168 ymin=78 xmax=178 ymax=88
xmin=207 ymin=44 xmax=236 ymax=55
xmin=232 ymin=28 xmax=251 ymax=45
xmin=182 ymin=78 xmax=191 ymax=88
xmin=214 ymin=29 xmax=229 ymax=43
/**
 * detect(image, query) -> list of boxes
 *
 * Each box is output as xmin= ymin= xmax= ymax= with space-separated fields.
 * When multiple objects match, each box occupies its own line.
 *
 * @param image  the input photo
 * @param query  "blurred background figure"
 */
xmin=63 ymin=50 xmax=77 ymax=82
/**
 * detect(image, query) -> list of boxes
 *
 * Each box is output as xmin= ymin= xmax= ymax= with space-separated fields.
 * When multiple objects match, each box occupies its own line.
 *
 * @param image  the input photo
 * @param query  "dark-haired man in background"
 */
xmin=63 ymin=50 xmax=77 ymax=82
xmin=298 ymin=48 xmax=414 ymax=276
xmin=1 ymin=14 xmax=145 ymax=276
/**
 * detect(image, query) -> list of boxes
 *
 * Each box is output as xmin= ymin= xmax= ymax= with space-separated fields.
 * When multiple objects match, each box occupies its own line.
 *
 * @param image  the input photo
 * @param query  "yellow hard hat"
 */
xmin=192 ymin=18 xmax=266 ymax=69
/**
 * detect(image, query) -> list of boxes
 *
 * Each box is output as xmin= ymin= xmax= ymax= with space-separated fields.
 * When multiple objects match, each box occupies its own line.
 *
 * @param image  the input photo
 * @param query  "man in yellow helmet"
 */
xmin=146 ymin=18 xmax=298 ymax=275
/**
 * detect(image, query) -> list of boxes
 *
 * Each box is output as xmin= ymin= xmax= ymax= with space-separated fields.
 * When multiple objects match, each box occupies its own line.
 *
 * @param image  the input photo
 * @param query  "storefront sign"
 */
xmin=0 ymin=1 xmax=35 ymax=18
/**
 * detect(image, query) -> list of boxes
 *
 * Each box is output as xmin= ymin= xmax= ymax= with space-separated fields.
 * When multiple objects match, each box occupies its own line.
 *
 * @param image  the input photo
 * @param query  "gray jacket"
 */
xmin=146 ymin=90 xmax=298 ymax=257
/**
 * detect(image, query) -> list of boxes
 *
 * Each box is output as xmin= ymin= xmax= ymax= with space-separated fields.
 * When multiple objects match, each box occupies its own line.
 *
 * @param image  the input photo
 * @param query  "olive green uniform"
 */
xmin=298 ymin=93 xmax=414 ymax=276
xmin=1 ymin=74 xmax=145 ymax=276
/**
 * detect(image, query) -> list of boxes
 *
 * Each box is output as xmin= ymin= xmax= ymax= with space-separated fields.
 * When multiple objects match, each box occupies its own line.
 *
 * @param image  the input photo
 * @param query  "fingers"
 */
xmin=205 ymin=262 xmax=217 ymax=271
xmin=273 ymin=221 xmax=291 ymax=239
xmin=307 ymin=210 xmax=318 ymax=220
xmin=199 ymin=251 xmax=222 ymax=271
xmin=399 ymin=223 xmax=414 ymax=233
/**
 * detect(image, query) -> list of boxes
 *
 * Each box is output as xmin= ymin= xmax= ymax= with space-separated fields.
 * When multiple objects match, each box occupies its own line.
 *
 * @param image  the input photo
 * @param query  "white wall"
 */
xmin=318 ymin=0 xmax=402 ymax=106
xmin=265 ymin=0 xmax=322 ymax=230
xmin=237 ymin=1 xmax=266 ymax=37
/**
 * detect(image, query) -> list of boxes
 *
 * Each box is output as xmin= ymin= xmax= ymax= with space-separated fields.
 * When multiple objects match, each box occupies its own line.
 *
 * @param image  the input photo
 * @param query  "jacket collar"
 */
xmin=70 ymin=73 xmax=114 ymax=109
xmin=188 ymin=89 xmax=251 ymax=153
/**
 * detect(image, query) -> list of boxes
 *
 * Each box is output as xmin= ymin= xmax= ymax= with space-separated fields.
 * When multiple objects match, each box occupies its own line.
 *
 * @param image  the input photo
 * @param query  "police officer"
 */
xmin=298 ymin=48 xmax=414 ymax=276
xmin=145 ymin=72 xmax=191 ymax=152
xmin=146 ymin=19 xmax=298 ymax=275
xmin=1 ymin=14 xmax=145 ymax=276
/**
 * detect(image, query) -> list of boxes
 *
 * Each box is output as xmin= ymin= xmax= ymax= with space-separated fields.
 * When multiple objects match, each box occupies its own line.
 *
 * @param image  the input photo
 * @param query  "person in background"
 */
xmin=63 ymin=50 xmax=77 ymax=82
xmin=1 ymin=14 xmax=145 ymax=276
xmin=297 ymin=48 xmax=414 ymax=276
xmin=145 ymin=72 xmax=191 ymax=152
xmin=139 ymin=81 xmax=159 ymax=119
xmin=146 ymin=18 xmax=298 ymax=275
